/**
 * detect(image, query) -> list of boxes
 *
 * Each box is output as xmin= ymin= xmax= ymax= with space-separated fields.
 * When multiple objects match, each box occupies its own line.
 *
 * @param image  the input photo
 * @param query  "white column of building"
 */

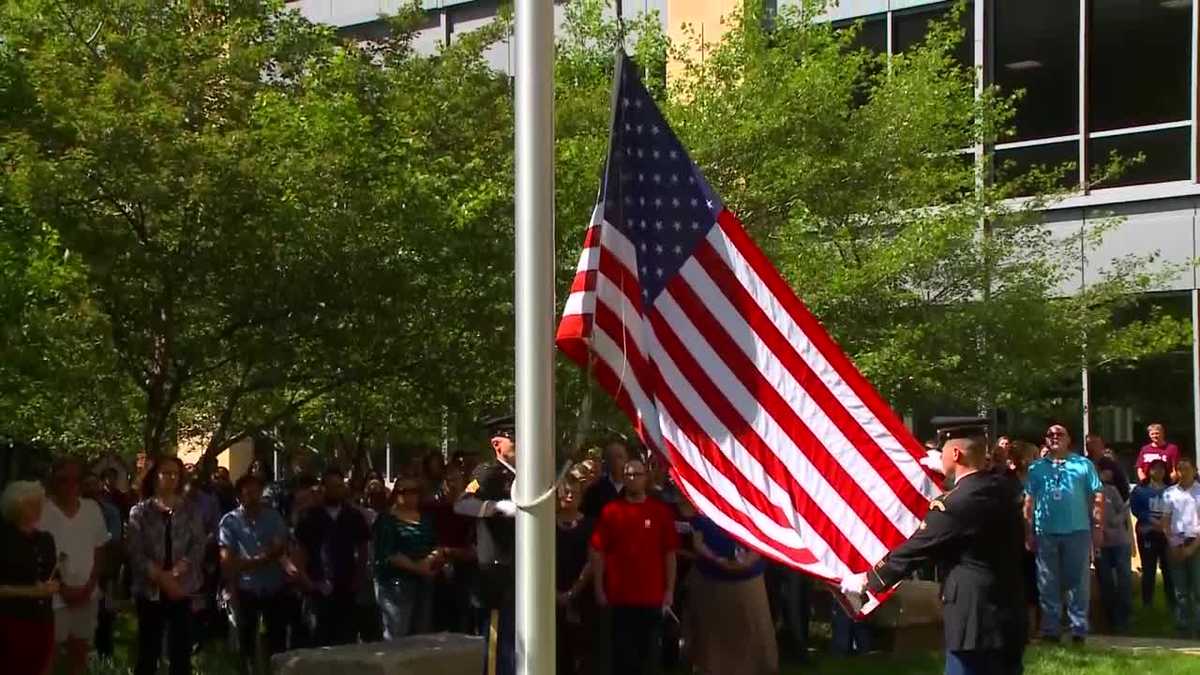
xmin=1192 ymin=0 xmax=1199 ymax=462
xmin=1192 ymin=289 xmax=1200 ymax=464
xmin=1079 ymin=0 xmax=1091 ymax=437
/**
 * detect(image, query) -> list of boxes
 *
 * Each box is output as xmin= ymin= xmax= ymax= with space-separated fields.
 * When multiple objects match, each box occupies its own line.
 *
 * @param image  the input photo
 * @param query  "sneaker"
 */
xmin=1040 ymin=635 xmax=1061 ymax=644
xmin=1071 ymin=635 xmax=1086 ymax=646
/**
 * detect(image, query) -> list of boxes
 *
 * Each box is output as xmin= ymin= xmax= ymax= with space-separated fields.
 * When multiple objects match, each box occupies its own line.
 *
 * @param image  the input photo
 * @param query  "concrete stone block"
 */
xmin=272 ymin=633 xmax=485 ymax=675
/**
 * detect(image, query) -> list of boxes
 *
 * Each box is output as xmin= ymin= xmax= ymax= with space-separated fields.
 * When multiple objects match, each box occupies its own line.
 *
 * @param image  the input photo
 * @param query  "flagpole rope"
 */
xmin=501 ymin=456 xmax=574 ymax=510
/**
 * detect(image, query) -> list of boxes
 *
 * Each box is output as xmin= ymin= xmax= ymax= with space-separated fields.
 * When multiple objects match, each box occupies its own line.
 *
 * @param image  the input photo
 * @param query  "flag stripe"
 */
xmin=716 ymin=211 xmax=934 ymax=476
xmin=660 ymin=431 xmax=820 ymax=566
xmin=647 ymin=327 xmax=856 ymax=575
xmin=663 ymin=271 xmax=905 ymax=552
xmin=647 ymin=353 xmax=804 ymax=533
xmin=647 ymin=302 xmax=876 ymax=570
xmin=691 ymin=238 xmax=932 ymax=522
xmin=670 ymin=470 xmax=836 ymax=581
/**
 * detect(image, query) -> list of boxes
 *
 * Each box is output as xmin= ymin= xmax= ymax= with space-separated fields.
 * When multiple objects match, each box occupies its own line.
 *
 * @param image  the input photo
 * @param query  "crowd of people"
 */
xmin=1 ymin=419 xmax=1199 ymax=675
xmin=1001 ymin=422 xmax=1200 ymax=643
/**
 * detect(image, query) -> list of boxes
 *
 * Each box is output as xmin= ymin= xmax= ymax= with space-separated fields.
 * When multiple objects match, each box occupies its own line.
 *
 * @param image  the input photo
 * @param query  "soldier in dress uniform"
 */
xmin=454 ymin=415 xmax=519 ymax=675
xmin=842 ymin=417 xmax=1027 ymax=675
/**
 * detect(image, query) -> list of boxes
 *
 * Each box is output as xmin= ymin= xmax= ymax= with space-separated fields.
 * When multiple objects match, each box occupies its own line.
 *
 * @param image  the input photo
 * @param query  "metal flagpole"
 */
xmin=514 ymin=0 xmax=556 ymax=672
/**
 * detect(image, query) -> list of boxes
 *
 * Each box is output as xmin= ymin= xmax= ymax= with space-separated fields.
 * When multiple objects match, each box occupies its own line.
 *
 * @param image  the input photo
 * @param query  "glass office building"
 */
xmin=808 ymin=0 xmax=1199 ymax=454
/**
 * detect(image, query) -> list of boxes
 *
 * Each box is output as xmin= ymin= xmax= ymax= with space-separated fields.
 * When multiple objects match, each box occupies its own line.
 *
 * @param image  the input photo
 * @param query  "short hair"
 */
xmin=100 ymin=467 xmax=118 ymax=480
xmin=1148 ymin=423 xmax=1165 ymax=432
xmin=321 ymin=466 xmax=345 ymax=482
xmin=234 ymin=473 xmax=264 ymax=494
xmin=604 ymin=440 xmax=629 ymax=464
xmin=947 ymin=435 xmax=988 ymax=468
xmin=1 ymin=481 xmax=45 ymax=524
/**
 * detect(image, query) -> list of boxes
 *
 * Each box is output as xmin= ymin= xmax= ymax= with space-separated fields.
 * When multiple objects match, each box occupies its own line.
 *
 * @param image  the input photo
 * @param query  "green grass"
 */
xmin=794 ymin=644 xmax=1196 ymax=675
xmin=80 ymin=580 xmax=1194 ymax=674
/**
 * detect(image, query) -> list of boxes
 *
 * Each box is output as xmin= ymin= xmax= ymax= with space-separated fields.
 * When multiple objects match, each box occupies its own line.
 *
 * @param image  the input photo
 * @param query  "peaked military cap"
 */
xmin=931 ymin=416 xmax=990 ymax=444
xmin=482 ymin=413 xmax=515 ymax=440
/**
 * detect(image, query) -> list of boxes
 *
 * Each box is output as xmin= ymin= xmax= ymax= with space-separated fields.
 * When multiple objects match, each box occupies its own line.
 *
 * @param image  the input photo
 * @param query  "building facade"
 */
xmin=289 ymin=0 xmax=1200 ymax=458
xmin=286 ymin=0 xmax=668 ymax=72
xmin=782 ymin=0 xmax=1200 ymax=456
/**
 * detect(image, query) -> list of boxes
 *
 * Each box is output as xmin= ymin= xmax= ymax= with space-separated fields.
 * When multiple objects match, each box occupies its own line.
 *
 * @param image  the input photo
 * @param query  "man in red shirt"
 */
xmin=1137 ymin=423 xmax=1181 ymax=482
xmin=590 ymin=458 xmax=678 ymax=675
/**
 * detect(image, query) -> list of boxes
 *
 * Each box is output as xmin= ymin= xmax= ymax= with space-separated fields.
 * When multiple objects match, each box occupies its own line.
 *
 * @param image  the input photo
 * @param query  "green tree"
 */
xmin=0 ymin=0 xmax=516 ymax=458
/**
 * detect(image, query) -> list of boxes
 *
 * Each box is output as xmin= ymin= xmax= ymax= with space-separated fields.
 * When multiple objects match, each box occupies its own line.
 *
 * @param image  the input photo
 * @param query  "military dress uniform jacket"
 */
xmin=866 ymin=471 xmax=1027 ymax=652
xmin=456 ymin=460 xmax=517 ymax=610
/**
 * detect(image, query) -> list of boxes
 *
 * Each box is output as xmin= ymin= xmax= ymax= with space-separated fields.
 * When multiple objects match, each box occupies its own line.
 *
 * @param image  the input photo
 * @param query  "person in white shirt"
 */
xmin=1161 ymin=458 xmax=1200 ymax=638
xmin=37 ymin=458 xmax=111 ymax=675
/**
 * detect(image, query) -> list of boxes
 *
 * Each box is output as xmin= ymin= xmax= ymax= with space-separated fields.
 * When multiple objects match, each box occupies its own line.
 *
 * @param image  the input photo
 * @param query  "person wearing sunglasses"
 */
xmin=589 ymin=459 xmax=679 ymax=675
xmin=1023 ymin=424 xmax=1104 ymax=644
xmin=373 ymin=476 xmax=441 ymax=639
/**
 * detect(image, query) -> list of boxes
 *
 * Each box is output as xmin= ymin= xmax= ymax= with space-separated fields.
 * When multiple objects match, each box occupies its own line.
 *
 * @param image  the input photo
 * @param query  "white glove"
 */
xmin=493 ymin=500 xmax=518 ymax=517
xmin=839 ymin=572 xmax=867 ymax=596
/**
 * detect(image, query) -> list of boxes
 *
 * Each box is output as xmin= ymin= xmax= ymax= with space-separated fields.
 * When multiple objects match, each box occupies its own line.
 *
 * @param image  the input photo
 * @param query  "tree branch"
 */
xmin=49 ymin=0 xmax=104 ymax=63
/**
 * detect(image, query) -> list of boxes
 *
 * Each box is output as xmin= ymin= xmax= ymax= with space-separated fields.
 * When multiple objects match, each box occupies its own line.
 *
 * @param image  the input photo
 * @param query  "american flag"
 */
xmin=556 ymin=52 xmax=943 ymax=594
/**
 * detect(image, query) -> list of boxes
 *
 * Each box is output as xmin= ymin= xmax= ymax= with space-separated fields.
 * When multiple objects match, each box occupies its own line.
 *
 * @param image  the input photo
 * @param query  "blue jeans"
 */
xmin=1035 ymin=531 xmax=1092 ymax=637
xmin=376 ymin=579 xmax=434 ymax=640
xmin=1095 ymin=545 xmax=1132 ymax=632
xmin=1168 ymin=545 xmax=1200 ymax=635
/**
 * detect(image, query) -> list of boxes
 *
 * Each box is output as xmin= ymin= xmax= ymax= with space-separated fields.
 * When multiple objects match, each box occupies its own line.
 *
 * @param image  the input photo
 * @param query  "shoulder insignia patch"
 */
xmin=464 ymin=479 xmax=480 ymax=495
xmin=929 ymin=499 xmax=946 ymax=512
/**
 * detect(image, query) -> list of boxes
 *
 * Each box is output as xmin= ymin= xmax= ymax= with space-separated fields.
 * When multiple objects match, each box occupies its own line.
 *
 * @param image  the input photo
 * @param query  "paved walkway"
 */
xmin=1086 ymin=635 xmax=1200 ymax=655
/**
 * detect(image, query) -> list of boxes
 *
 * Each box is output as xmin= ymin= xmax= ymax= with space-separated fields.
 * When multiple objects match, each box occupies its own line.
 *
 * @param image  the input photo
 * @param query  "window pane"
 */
xmin=1089 ymin=127 xmax=1191 ymax=187
xmin=995 ymin=141 xmax=1080 ymax=195
xmin=834 ymin=14 xmax=887 ymax=55
xmin=994 ymin=1 xmax=1079 ymax=140
xmin=893 ymin=1 xmax=973 ymax=69
xmin=1090 ymin=0 xmax=1192 ymax=131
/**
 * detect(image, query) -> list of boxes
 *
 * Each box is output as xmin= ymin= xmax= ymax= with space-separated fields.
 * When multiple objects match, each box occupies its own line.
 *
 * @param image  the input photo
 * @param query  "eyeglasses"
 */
xmin=1045 ymin=431 xmax=1066 ymax=438
xmin=625 ymin=471 xmax=647 ymax=477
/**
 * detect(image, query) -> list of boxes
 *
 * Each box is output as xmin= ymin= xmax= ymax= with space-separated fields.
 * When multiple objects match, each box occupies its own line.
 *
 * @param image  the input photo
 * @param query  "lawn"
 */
xmin=86 ymin=626 xmax=1197 ymax=675
xmin=79 ymin=581 xmax=1195 ymax=674
xmin=796 ymin=644 xmax=1197 ymax=675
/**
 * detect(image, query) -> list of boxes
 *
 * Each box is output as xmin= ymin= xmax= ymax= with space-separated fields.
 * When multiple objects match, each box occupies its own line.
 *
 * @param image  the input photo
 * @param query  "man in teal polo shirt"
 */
xmin=1024 ymin=424 xmax=1104 ymax=643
